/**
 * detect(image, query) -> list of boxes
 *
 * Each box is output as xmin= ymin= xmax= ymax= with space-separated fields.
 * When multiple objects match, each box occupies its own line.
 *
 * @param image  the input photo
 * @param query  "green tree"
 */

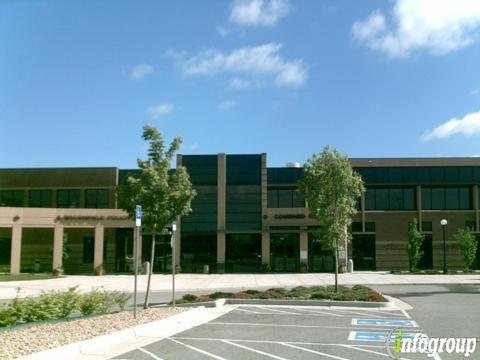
xmin=454 ymin=227 xmax=478 ymax=271
xmin=117 ymin=125 xmax=196 ymax=308
xmin=407 ymin=218 xmax=424 ymax=272
xmin=299 ymin=146 xmax=364 ymax=291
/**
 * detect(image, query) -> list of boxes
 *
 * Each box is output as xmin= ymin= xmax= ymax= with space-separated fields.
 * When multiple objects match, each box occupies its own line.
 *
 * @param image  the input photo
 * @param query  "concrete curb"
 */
xmin=19 ymin=305 xmax=237 ymax=360
xmin=224 ymin=298 xmax=390 ymax=308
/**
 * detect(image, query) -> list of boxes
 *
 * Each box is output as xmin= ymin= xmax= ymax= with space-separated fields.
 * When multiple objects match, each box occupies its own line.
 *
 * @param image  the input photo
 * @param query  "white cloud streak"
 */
xmin=171 ymin=43 xmax=307 ymax=88
xmin=229 ymin=0 xmax=291 ymax=27
xmin=218 ymin=100 xmax=236 ymax=110
xmin=146 ymin=103 xmax=174 ymax=119
xmin=352 ymin=0 xmax=480 ymax=58
xmin=129 ymin=64 xmax=154 ymax=80
xmin=422 ymin=110 xmax=480 ymax=141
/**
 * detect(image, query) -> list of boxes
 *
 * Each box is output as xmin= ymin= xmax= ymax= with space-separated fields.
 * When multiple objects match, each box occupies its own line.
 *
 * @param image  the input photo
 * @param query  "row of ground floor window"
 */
xmin=1 ymin=226 xmax=479 ymax=274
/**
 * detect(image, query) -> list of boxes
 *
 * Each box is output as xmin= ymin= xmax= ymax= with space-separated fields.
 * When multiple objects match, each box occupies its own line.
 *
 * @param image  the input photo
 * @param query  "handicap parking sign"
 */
xmin=352 ymin=319 xmax=418 ymax=328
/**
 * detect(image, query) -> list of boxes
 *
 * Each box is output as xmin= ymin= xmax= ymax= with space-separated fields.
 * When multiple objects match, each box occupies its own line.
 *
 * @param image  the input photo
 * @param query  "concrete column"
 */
xmin=10 ymin=226 xmax=22 ymax=275
xmin=52 ymin=224 xmax=64 ymax=270
xmin=94 ymin=224 xmax=104 ymax=271
xmin=416 ymin=185 xmax=422 ymax=231
xmin=217 ymin=153 xmax=226 ymax=272
xmin=299 ymin=228 xmax=308 ymax=266
xmin=261 ymin=231 xmax=270 ymax=265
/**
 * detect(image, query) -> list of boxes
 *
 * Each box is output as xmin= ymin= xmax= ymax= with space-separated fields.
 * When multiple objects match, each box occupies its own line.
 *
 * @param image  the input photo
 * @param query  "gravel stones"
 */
xmin=0 ymin=307 xmax=184 ymax=359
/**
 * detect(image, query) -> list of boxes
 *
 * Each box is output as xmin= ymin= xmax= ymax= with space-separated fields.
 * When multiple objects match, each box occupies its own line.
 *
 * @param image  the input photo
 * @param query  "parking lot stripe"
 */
xmin=222 ymin=340 xmax=289 ymax=360
xmin=279 ymin=342 xmax=350 ymax=360
xmin=287 ymin=307 xmax=344 ymax=316
xmin=401 ymin=309 xmax=411 ymax=319
xmin=259 ymin=307 xmax=300 ymax=315
xmin=341 ymin=344 xmax=403 ymax=359
xmin=330 ymin=309 xmax=396 ymax=319
xmin=168 ymin=338 xmax=228 ymax=360
xmin=208 ymin=321 xmax=423 ymax=332
xmin=235 ymin=308 xmax=265 ymax=314
xmin=138 ymin=347 xmax=164 ymax=360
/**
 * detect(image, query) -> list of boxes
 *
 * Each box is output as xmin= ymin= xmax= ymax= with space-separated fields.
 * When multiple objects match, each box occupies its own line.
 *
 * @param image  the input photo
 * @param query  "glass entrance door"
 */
xmin=352 ymin=234 xmax=376 ymax=270
xmin=270 ymin=233 xmax=299 ymax=272
xmin=417 ymin=234 xmax=433 ymax=270
xmin=308 ymin=232 xmax=334 ymax=272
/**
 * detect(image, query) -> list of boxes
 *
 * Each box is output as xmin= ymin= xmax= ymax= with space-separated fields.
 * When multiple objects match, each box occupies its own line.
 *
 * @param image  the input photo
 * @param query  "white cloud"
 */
xmin=182 ymin=143 xmax=198 ymax=152
xmin=129 ymin=64 xmax=154 ymax=80
xmin=216 ymin=24 xmax=229 ymax=37
xmin=471 ymin=89 xmax=480 ymax=96
xmin=229 ymin=77 xmax=252 ymax=89
xmin=352 ymin=0 xmax=480 ymax=58
xmin=172 ymin=43 xmax=307 ymax=88
xmin=218 ymin=100 xmax=236 ymax=110
xmin=229 ymin=0 xmax=291 ymax=27
xmin=422 ymin=110 xmax=480 ymax=141
xmin=146 ymin=103 xmax=174 ymax=119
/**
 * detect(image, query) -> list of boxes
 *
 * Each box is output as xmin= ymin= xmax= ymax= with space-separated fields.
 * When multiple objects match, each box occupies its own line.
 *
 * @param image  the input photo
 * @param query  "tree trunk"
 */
xmin=143 ymin=229 xmax=156 ymax=309
xmin=335 ymin=239 xmax=339 ymax=292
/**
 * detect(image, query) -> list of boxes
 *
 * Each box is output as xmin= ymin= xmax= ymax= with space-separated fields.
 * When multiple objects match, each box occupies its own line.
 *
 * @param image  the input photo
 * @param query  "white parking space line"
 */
xmin=341 ymin=344 xmax=409 ymax=359
xmin=208 ymin=321 xmax=423 ymax=332
xmin=330 ymin=309 xmax=396 ymax=319
xmin=258 ymin=307 xmax=299 ymax=315
xmin=222 ymin=340 xmax=289 ymax=360
xmin=138 ymin=347 xmax=164 ymax=360
xmin=279 ymin=342 xmax=351 ymax=360
xmin=168 ymin=338 xmax=228 ymax=360
xmin=287 ymin=307 xmax=344 ymax=316
xmin=401 ymin=309 xmax=412 ymax=319
xmin=172 ymin=336 xmax=385 ymax=348
xmin=235 ymin=308 xmax=266 ymax=314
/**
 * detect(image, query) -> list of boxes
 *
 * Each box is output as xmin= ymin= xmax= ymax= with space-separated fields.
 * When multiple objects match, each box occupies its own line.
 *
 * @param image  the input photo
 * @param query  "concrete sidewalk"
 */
xmin=1 ymin=271 xmax=480 ymax=300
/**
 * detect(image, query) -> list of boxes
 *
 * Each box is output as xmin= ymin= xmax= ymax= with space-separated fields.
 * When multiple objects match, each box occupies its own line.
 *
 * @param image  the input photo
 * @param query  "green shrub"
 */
xmin=79 ymin=288 xmax=116 ymax=316
xmin=209 ymin=292 xmax=234 ymax=300
xmin=182 ymin=294 xmax=198 ymax=302
xmin=0 ymin=306 xmax=20 ymax=327
xmin=243 ymin=289 xmax=261 ymax=295
xmin=111 ymin=291 xmax=131 ymax=311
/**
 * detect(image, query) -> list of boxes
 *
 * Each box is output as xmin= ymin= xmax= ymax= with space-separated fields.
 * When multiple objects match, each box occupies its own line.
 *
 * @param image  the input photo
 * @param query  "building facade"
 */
xmin=1 ymin=154 xmax=480 ymax=275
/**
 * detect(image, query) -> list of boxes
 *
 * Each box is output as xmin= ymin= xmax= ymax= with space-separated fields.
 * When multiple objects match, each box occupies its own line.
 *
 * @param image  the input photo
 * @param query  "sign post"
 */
xmin=133 ymin=205 xmax=142 ymax=319
xmin=171 ymin=221 xmax=176 ymax=307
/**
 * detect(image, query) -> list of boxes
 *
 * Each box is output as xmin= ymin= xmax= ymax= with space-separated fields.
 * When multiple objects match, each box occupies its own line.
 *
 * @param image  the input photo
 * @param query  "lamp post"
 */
xmin=171 ymin=221 xmax=176 ymax=307
xmin=440 ymin=219 xmax=448 ymax=274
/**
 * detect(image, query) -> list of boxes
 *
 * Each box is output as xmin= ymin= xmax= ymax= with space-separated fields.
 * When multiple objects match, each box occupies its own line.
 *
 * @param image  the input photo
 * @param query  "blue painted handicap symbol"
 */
xmin=349 ymin=331 xmax=417 ymax=342
xmin=352 ymin=318 xmax=418 ymax=327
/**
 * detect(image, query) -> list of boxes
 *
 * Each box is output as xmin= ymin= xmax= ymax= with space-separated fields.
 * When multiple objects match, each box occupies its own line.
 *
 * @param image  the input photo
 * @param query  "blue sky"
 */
xmin=1 ymin=0 xmax=480 ymax=168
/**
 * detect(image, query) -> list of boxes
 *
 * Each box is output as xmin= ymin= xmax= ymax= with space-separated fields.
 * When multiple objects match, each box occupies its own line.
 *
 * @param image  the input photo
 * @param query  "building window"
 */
xmin=267 ymin=187 xmax=305 ymax=208
xmin=28 ymin=190 xmax=52 ymax=208
xmin=57 ymin=189 xmax=81 ymax=208
xmin=421 ymin=187 xmax=471 ymax=210
xmin=85 ymin=189 xmax=109 ymax=208
xmin=0 ymin=190 xmax=24 ymax=207
xmin=364 ymin=187 xmax=416 ymax=211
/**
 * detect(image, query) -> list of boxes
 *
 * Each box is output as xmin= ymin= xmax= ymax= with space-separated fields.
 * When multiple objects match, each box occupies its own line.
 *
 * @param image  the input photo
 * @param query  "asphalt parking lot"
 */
xmin=114 ymin=305 xmax=431 ymax=359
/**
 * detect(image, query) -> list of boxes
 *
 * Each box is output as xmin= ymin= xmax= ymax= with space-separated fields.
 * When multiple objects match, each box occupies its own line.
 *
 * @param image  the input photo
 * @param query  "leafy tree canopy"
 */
xmin=299 ymin=146 xmax=364 ymax=250
xmin=117 ymin=125 xmax=196 ymax=234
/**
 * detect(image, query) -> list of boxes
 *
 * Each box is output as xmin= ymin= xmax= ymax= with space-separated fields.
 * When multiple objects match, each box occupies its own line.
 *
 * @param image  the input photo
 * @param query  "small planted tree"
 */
xmin=118 ymin=125 xmax=196 ymax=308
xmin=407 ymin=218 xmax=424 ymax=272
xmin=299 ymin=146 xmax=364 ymax=292
xmin=454 ymin=227 xmax=478 ymax=272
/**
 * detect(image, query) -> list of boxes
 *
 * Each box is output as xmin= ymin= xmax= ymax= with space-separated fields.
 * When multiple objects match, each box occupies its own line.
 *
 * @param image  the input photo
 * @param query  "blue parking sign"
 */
xmin=135 ymin=205 xmax=142 ymax=219
xmin=352 ymin=319 xmax=418 ymax=328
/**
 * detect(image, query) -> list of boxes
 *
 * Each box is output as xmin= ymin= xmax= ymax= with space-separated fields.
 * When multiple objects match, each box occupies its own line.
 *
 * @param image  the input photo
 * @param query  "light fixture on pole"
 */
xmin=171 ymin=221 xmax=177 ymax=307
xmin=440 ymin=219 xmax=448 ymax=274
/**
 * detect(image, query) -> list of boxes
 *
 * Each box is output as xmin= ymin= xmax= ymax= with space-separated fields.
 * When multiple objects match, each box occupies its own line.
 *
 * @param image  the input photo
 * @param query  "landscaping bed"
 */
xmin=0 ymin=307 xmax=184 ymax=359
xmin=174 ymin=285 xmax=387 ymax=304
